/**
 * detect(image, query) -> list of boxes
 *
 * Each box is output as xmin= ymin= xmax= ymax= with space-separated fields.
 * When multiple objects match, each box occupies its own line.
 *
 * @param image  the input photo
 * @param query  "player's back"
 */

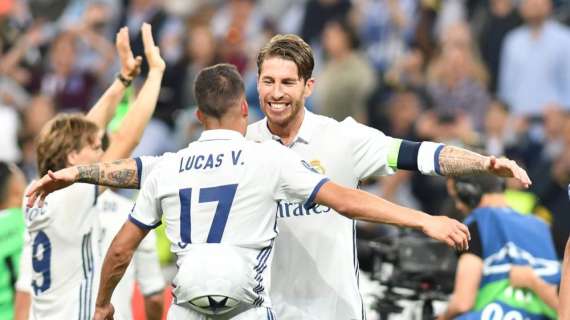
xmin=131 ymin=129 xmax=326 ymax=309
xmin=25 ymin=182 xmax=100 ymax=320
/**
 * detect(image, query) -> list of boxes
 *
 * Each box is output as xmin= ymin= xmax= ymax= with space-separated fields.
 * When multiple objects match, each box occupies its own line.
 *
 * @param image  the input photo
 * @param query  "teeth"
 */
xmin=270 ymin=103 xmax=287 ymax=110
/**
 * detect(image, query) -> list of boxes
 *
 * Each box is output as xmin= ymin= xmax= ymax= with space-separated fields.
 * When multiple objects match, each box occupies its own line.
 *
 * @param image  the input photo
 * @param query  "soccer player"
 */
xmin=97 ymin=189 xmax=165 ymax=320
xmin=21 ymin=23 xmax=164 ymax=320
xmin=33 ymin=64 xmax=470 ymax=319
xmin=0 ymin=162 xmax=27 ymax=320
xmin=27 ymin=35 xmax=531 ymax=320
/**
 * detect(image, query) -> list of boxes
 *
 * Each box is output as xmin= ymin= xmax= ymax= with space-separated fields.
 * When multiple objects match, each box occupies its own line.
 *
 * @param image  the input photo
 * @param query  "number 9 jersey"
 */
xmin=129 ymin=129 xmax=329 ymax=311
xmin=22 ymin=182 xmax=101 ymax=320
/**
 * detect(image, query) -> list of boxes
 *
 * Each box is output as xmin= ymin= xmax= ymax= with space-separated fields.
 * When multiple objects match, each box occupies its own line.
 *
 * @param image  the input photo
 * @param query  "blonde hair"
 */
xmin=36 ymin=114 xmax=99 ymax=176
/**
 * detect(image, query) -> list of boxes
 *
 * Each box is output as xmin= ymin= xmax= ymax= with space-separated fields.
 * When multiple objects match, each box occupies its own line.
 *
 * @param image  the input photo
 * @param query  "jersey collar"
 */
xmin=260 ymin=108 xmax=315 ymax=147
xmin=197 ymin=129 xmax=245 ymax=142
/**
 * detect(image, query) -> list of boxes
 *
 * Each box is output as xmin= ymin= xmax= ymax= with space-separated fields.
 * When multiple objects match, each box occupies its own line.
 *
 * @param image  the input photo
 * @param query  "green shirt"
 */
xmin=0 ymin=208 xmax=25 ymax=320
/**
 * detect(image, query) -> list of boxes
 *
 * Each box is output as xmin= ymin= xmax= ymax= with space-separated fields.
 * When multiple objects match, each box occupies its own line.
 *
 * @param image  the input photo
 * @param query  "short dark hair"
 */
xmin=257 ymin=34 xmax=315 ymax=82
xmin=194 ymin=63 xmax=245 ymax=118
xmin=453 ymin=175 xmax=506 ymax=208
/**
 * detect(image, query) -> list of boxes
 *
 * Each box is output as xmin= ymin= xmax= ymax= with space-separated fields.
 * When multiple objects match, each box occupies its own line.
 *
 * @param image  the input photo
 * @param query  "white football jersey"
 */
xmin=130 ymin=129 xmax=328 ymax=309
xmin=97 ymin=190 xmax=164 ymax=320
xmin=247 ymin=110 xmax=396 ymax=320
xmin=24 ymin=183 xmax=101 ymax=320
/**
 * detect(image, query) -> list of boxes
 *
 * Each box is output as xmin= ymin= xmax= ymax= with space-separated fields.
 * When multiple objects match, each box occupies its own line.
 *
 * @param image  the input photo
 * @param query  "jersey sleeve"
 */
xmin=129 ymin=173 xmax=162 ymax=230
xmin=135 ymin=152 xmax=176 ymax=188
xmin=340 ymin=117 xmax=397 ymax=180
xmin=133 ymin=231 xmax=165 ymax=296
xmin=270 ymin=142 xmax=329 ymax=210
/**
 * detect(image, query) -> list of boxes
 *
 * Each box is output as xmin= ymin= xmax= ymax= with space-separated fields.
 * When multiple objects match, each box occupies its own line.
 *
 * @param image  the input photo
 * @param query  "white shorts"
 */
xmin=167 ymin=302 xmax=276 ymax=320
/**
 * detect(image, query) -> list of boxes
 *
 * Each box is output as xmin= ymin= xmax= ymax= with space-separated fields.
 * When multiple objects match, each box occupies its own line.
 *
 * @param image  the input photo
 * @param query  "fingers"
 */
xmin=457 ymin=221 xmax=471 ymax=241
xmin=448 ymin=230 xmax=468 ymax=252
xmin=141 ymin=23 xmax=155 ymax=51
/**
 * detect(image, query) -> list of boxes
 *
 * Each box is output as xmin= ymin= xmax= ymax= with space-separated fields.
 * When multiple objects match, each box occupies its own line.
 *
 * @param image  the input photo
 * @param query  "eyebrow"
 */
xmin=261 ymin=76 xmax=299 ymax=82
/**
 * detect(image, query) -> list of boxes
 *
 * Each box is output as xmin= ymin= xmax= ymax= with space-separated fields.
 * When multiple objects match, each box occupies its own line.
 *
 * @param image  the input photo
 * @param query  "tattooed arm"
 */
xmin=26 ymin=158 xmax=141 ymax=207
xmin=438 ymin=146 xmax=531 ymax=187
xmin=77 ymin=159 xmax=139 ymax=189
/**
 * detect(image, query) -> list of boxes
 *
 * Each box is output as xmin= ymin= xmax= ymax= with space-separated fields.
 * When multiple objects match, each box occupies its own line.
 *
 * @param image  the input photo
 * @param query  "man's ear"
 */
xmin=241 ymin=99 xmax=249 ymax=118
xmin=303 ymin=78 xmax=315 ymax=98
xmin=195 ymin=109 xmax=205 ymax=124
xmin=67 ymin=151 xmax=79 ymax=166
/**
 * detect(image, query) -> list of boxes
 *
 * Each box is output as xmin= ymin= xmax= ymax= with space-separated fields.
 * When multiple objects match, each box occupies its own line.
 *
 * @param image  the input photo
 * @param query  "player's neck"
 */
xmin=478 ymin=193 xmax=509 ymax=208
xmin=204 ymin=115 xmax=246 ymax=136
xmin=267 ymin=108 xmax=305 ymax=146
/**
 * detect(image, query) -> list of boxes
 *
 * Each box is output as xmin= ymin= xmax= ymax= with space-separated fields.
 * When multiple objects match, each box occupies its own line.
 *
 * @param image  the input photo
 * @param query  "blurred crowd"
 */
xmin=1 ymin=0 xmax=570 ymax=259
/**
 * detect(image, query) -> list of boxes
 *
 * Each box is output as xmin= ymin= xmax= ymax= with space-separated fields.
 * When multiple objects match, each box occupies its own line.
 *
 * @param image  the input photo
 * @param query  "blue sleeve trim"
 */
xmin=304 ymin=178 xmax=330 ymax=210
xmin=128 ymin=214 xmax=161 ymax=230
xmin=434 ymin=144 xmax=444 ymax=175
xmin=134 ymin=157 xmax=143 ymax=189
xmin=93 ymin=185 xmax=99 ymax=206
xmin=397 ymin=140 xmax=421 ymax=171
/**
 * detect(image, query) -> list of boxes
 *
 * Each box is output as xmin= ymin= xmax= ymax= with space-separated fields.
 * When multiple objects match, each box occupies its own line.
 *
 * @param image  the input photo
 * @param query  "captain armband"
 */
xmin=387 ymin=139 xmax=445 ymax=176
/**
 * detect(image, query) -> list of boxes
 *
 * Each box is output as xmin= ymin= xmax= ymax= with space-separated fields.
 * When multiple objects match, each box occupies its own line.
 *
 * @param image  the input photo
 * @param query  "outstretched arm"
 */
xmin=25 ymin=158 xmax=139 ymax=207
xmin=437 ymin=146 xmax=531 ymax=187
xmin=94 ymin=220 xmax=149 ymax=320
xmin=315 ymin=181 xmax=470 ymax=250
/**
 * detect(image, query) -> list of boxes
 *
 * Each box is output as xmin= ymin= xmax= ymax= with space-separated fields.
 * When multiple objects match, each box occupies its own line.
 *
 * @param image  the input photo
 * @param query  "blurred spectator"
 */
xmin=426 ymin=22 xmax=490 ymax=131
xmin=314 ymin=18 xmax=376 ymax=123
xmin=384 ymin=47 xmax=427 ymax=91
xmin=353 ymin=0 xmax=418 ymax=72
xmin=434 ymin=0 xmax=468 ymax=41
xmin=476 ymin=0 xmax=522 ymax=93
xmin=300 ymin=0 xmax=352 ymax=46
xmin=0 ymin=103 xmax=21 ymax=162
xmin=532 ymin=112 xmax=570 ymax=258
xmin=118 ymin=0 xmax=184 ymax=71
xmin=211 ymin=0 xmax=265 ymax=72
xmin=440 ymin=175 xmax=560 ymax=319
xmin=30 ymin=31 xmax=102 ymax=112
xmin=480 ymin=99 xmax=516 ymax=156
xmin=172 ymin=24 xmax=221 ymax=110
xmin=70 ymin=2 xmax=116 ymax=80
xmin=499 ymin=0 xmax=570 ymax=116
xmin=18 ymin=95 xmax=55 ymax=180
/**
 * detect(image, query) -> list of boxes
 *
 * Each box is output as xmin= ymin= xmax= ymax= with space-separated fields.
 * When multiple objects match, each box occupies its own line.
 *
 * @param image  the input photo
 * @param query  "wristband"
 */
xmin=116 ymin=73 xmax=132 ymax=87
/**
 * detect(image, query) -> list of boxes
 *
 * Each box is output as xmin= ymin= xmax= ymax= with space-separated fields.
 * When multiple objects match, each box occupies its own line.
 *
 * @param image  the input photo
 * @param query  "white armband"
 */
xmin=417 ymin=142 xmax=445 ymax=176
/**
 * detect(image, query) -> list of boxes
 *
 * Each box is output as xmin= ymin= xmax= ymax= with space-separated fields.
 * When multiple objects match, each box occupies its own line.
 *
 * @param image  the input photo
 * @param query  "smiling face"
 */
xmin=257 ymin=57 xmax=314 ymax=129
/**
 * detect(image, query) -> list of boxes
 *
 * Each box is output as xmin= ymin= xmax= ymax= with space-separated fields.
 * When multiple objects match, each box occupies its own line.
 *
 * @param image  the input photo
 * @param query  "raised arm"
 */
xmin=93 ymin=220 xmax=149 ymax=320
xmin=86 ymin=27 xmax=142 ymax=128
xmin=314 ymin=181 xmax=470 ymax=250
xmin=99 ymin=23 xmax=165 ymax=162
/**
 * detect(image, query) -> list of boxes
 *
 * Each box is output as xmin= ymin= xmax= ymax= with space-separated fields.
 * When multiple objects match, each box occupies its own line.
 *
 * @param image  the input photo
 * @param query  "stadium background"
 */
xmin=1 ymin=0 xmax=570 ymax=318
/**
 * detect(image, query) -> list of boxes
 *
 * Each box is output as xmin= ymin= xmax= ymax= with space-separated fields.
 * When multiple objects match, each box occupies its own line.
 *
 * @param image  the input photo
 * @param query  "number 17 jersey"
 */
xmin=130 ymin=129 xmax=328 ymax=308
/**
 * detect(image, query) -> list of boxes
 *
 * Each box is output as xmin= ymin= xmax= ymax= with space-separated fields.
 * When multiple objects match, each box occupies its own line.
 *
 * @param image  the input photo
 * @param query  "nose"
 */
xmin=271 ymin=84 xmax=284 ymax=100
